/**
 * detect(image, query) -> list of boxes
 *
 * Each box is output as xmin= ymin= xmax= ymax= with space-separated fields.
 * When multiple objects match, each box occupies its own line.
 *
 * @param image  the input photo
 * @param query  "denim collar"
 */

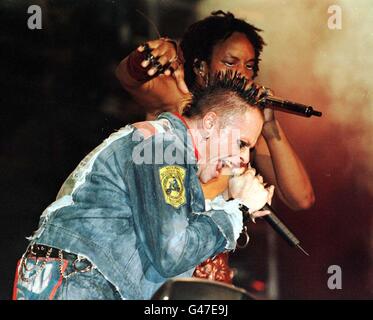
xmin=158 ymin=112 xmax=199 ymax=165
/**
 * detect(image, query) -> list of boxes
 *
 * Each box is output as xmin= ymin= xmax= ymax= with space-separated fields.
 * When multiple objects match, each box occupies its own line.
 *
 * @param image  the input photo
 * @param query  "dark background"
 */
xmin=1 ymin=0 xmax=372 ymax=300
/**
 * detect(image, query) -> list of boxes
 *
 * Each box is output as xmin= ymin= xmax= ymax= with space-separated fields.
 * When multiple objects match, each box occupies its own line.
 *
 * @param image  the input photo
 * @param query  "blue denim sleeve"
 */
xmin=125 ymin=135 xmax=239 ymax=278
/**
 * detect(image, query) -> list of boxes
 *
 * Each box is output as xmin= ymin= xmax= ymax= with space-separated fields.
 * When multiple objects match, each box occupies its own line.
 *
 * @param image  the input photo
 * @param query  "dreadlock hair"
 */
xmin=182 ymin=71 xmax=262 ymax=127
xmin=180 ymin=10 xmax=266 ymax=88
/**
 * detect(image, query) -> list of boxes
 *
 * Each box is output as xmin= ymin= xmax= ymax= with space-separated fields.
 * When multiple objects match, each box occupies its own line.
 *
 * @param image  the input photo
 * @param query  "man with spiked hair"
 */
xmin=13 ymin=72 xmax=274 ymax=300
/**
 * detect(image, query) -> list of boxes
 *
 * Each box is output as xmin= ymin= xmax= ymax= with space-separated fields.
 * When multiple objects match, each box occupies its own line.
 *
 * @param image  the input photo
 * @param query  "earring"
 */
xmin=199 ymin=71 xmax=209 ymax=87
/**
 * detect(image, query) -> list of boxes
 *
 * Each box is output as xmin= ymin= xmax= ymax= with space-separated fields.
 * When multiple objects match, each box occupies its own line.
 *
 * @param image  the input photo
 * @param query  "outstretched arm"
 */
xmin=253 ymin=111 xmax=315 ymax=211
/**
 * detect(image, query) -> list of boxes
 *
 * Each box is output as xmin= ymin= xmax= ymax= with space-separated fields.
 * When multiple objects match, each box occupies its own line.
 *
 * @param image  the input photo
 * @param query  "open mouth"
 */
xmin=221 ymin=159 xmax=247 ymax=176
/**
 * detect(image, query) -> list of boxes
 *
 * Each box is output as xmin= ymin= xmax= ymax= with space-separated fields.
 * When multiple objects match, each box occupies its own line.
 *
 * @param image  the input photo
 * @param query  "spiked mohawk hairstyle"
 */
xmin=182 ymin=71 xmax=262 ymax=123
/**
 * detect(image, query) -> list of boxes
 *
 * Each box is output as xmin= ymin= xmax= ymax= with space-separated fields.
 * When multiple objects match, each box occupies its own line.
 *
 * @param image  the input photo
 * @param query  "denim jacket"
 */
xmin=28 ymin=112 xmax=243 ymax=300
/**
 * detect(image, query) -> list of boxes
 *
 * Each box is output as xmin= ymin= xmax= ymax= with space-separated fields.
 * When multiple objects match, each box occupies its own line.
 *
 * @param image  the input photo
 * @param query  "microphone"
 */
xmin=240 ymin=203 xmax=309 ymax=256
xmin=260 ymin=95 xmax=322 ymax=118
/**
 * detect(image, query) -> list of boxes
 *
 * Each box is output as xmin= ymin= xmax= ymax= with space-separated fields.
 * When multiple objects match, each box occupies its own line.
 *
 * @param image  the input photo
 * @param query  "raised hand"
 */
xmin=137 ymin=38 xmax=189 ymax=94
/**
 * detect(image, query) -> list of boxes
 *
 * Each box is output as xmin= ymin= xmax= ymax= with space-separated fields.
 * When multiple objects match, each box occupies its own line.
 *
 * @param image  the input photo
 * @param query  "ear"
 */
xmin=202 ymin=111 xmax=218 ymax=138
xmin=193 ymin=59 xmax=208 ymax=78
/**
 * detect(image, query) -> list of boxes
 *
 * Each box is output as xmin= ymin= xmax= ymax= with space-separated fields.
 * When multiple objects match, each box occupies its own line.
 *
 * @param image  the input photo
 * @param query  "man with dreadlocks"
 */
xmin=116 ymin=11 xmax=315 ymax=283
xmin=13 ymin=72 xmax=273 ymax=300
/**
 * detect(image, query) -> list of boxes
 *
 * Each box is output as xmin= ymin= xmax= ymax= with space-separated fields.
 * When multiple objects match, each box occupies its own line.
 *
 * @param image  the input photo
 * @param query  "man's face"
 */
xmin=197 ymin=108 xmax=264 ymax=183
xmin=208 ymin=32 xmax=256 ymax=81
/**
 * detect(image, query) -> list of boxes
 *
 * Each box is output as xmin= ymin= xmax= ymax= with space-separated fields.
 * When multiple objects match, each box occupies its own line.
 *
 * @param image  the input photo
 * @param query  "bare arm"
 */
xmin=253 ymin=118 xmax=315 ymax=211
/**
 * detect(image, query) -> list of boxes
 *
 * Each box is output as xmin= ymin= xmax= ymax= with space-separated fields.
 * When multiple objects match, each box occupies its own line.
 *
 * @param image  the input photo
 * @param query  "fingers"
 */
xmin=265 ymin=88 xmax=275 ymax=96
xmin=238 ymin=176 xmax=272 ymax=214
xmin=149 ymin=46 xmax=168 ymax=61
xmin=141 ymin=59 xmax=150 ymax=68
xmin=252 ymin=84 xmax=275 ymax=122
xmin=245 ymin=166 xmax=256 ymax=177
xmin=250 ymin=210 xmax=271 ymax=223
xmin=228 ymin=163 xmax=275 ymax=213
xmin=256 ymin=174 xmax=264 ymax=184
xmin=138 ymin=39 xmax=189 ymax=94
xmin=256 ymin=84 xmax=275 ymax=105
xmin=266 ymin=185 xmax=275 ymax=205
xmin=137 ymin=39 xmax=162 ymax=52
xmin=256 ymin=85 xmax=267 ymax=99
xmin=251 ymin=210 xmax=271 ymax=218
xmin=243 ymin=82 xmax=275 ymax=105
xmin=147 ymin=54 xmax=170 ymax=76
xmin=138 ymin=39 xmax=178 ymax=77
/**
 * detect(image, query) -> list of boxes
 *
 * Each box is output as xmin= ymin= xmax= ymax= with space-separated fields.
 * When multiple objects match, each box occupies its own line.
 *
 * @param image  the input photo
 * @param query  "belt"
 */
xmin=26 ymin=244 xmax=75 ymax=260
xmin=21 ymin=244 xmax=93 ymax=281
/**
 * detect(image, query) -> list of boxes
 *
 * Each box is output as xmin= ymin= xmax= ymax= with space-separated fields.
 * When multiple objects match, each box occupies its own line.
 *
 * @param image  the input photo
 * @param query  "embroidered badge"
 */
xmin=159 ymin=166 xmax=186 ymax=208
